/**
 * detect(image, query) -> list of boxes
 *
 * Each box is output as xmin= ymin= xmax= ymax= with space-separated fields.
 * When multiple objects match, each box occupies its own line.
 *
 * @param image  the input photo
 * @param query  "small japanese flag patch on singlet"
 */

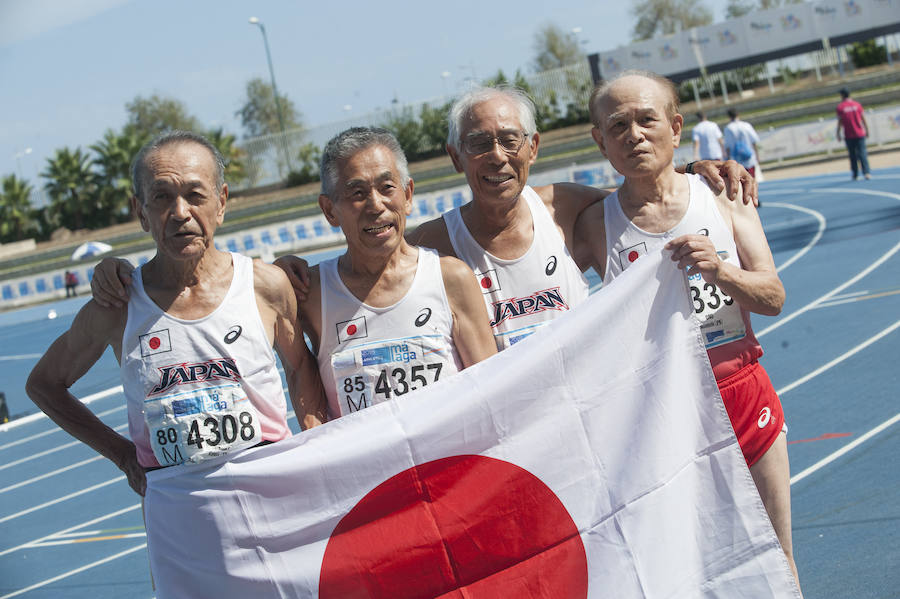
xmin=337 ymin=316 xmax=368 ymax=344
xmin=476 ymin=269 xmax=501 ymax=294
xmin=619 ymin=243 xmax=648 ymax=270
xmin=140 ymin=329 xmax=172 ymax=357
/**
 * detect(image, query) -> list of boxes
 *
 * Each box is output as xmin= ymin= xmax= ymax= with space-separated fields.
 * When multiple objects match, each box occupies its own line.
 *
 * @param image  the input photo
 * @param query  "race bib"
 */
xmin=331 ymin=336 xmax=456 ymax=416
xmin=144 ymin=383 xmax=261 ymax=466
xmin=687 ymin=272 xmax=746 ymax=348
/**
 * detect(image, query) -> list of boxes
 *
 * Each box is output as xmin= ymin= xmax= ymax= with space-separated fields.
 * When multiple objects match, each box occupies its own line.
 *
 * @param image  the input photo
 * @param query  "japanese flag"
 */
xmin=475 ymin=268 xmax=501 ymax=294
xmin=337 ymin=316 xmax=368 ymax=344
xmin=144 ymin=251 xmax=800 ymax=598
xmin=139 ymin=329 xmax=171 ymax=357
xmin=618 ymin=242 xmax=647 ymax=271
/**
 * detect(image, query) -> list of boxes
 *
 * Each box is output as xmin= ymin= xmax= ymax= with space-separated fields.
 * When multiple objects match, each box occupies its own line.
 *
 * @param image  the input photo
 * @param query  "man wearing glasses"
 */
xmin=407 ymin=86 xmax=755 ymax=349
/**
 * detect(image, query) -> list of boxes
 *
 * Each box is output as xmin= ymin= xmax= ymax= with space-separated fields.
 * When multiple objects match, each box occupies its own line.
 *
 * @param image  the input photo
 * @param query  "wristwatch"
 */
xmin=685 ymin=162 xmax=696 ymax=174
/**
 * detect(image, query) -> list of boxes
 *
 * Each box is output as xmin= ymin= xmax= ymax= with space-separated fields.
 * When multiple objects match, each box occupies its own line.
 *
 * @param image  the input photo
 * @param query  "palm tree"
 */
xmin=0 ymin=174 xmax=35 ymax=242
xmin=91 ymin=127 xmax=147 ymax=223
xmin=207 ymin=128 xmax=248 ymax=187
xmin=42 ymin=147 xmax=99 ymax=231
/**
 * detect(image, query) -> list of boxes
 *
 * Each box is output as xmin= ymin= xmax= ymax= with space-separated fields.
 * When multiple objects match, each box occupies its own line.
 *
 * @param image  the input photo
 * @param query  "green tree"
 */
xmin=382 ymin=107 xmax=423 ymax=160
xmin=235 ymin=78 xmax=302 ymax=138
xmin=631 ymin=0 xmax=713 ymax=41
xmin=532 ymin=23 xmax=583 ymax=71
xmin=90 ymin=128 xmax=148 ymax=223
xmin=420 ymin=101 xmax=452 ymax=155
xmin=42 ymin=147 xmax=100 ymax=231
xmin=125 ymin=94 xmax=201 ymax=139
xmin=0 ymin=174 xmax=36 ymax=242
xmin=286 ymin=142 xmax=322 ymax=187
xmin=206 ymin=128 xmax=249 ymax=187
xmin=726 ymin=0 xmax=803 ymax=18
xmin=849 ymin=39 xmax=888 ymax=68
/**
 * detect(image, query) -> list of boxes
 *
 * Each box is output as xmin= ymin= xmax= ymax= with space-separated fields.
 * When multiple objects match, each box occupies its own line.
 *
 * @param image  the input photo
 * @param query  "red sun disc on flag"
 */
xmin=628 ymin=250 xmax=639 ymax=263
xmin=347 ymin=324 xmax=357 ymax=336
xmin=149 ymin=337 xmax=161 ymax=350
xmin=480 ymin=277 xmax=492 ymax=289
xmin=319 ymin=454 xmax=588 ymax=598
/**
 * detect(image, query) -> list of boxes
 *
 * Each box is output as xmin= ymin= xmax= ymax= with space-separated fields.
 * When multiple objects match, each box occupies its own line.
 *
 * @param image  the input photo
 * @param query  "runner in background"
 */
xmin=835 ymin=88 xmax=871 ymax=181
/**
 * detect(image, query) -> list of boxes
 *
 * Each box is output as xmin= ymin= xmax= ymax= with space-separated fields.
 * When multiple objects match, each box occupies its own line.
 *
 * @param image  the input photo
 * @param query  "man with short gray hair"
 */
xmin=28 ymin=130 xmax=320 ymax=497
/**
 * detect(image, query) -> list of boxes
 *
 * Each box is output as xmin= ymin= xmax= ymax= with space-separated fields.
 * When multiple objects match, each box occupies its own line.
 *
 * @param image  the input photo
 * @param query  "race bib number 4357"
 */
xmin=144 ymin=383 xmax=261 ymax=466
xmin=331 ymin=337 xmax=456 ymax=417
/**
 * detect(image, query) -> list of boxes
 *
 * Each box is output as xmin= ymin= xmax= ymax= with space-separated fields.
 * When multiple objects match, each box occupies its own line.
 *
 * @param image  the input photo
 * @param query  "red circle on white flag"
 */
xmin=347 ymin=324 xmax=357 ymax=336
xmin=480 ymin=277 xmax=492 ymax=289
xmin=628 ymin=250 xmax=639 ymax=263
xmin=319 ymin=455 xmax=588 ymax=598
xmin=149 ymin=337 xmax=161 ymax=350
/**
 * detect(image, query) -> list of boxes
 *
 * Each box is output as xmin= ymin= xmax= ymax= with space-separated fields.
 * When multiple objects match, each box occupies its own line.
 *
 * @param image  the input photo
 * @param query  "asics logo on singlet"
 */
xmin=414 ymin=308 xmax=432 ymax=327
xmin=545 ymin=255 xmax=557 ymax=276
xmin=490 ymin=287 xmax=568 ymax=328
xmin=149 ymin=357 xmax=241 ymax=396
xmin=224 ymin=325 xmax=242 ymax=344
xmin=697 ymin=228 xmax=709 ymax=236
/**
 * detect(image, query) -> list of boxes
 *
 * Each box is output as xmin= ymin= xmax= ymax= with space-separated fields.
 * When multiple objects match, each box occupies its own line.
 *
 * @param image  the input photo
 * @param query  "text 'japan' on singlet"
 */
xmin=603 ymin=173 xmax=763 ymax=380
xmin=121 ymin=253 xmax=289 ymax=468
xmin=443 ymin=185 xmax=589 ymax=350
xmin=317 ymin=247 xmax=462 ymax=419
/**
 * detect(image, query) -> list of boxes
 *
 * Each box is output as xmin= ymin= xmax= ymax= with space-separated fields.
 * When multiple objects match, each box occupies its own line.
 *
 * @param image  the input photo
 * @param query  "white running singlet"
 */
xmin=121 ymin=253 xmax=290 ymax=468
xmin=317 ymin=248 xmax=462 ymax=419
xmin=443 ymin=185 xmax=589 ymax=350
xmin=603 ymin=173 xmax=763 ymax=380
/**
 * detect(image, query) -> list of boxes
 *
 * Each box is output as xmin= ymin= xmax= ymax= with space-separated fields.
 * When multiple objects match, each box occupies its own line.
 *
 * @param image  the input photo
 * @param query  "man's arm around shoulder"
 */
xmin=439 ymin=256 xmax=498 ymax=367
xmin=26 ymin=301 xmax=145 ymax=494
xmin=253 ymin=260 xmax=327 ymax=429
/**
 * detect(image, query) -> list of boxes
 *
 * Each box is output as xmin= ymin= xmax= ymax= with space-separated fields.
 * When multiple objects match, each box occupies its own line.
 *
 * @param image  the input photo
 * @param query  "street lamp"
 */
xmin=248 ymin=16 xmax=293 ymax=173
xmin=14 ymin=147 xmax=32 ymax=180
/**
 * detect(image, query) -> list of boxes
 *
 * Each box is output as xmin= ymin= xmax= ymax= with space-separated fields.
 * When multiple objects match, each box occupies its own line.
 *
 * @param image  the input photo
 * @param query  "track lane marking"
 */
xmin=0 ymin=543 xmax=147 ymax=599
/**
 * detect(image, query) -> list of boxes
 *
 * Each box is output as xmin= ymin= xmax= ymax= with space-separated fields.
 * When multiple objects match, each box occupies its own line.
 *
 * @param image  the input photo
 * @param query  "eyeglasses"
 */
xmin=461 ymin=130 xmax=529 ymax=156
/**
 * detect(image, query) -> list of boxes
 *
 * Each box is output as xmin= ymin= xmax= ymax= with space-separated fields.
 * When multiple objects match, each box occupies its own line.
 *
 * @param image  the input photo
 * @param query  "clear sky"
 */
xmin=0 ymin=0 xmax=731 ymax=184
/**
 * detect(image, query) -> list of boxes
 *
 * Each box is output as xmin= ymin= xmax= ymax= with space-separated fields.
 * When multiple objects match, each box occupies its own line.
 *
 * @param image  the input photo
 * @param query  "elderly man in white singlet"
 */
xmin=27 ymin=131 xmax=320 ymax=496
xmin=575 ymin=70 xmax=802 ymax=593
xmin=299 ymin=127 xmax=497 ymax=423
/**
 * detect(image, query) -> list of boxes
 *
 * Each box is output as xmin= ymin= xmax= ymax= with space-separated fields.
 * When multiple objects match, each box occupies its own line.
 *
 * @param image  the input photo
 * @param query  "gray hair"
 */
xmin=446 ymin=85 xmax=538 ymax=150
xmin=589 ymin=69 xmax=680 ymax=127
xmin=131 ymin=130 xmax=226 ymax=200
xmin=320 ymin=127 xmax=411 ymax=196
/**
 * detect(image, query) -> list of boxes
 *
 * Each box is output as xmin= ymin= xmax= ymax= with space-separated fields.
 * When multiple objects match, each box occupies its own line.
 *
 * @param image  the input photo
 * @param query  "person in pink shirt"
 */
xmin=835 ymin=88 xmax=871 ymax=180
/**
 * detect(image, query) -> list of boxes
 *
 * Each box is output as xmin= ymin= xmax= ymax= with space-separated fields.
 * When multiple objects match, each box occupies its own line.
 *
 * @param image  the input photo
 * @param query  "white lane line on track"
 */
xmin=0 ymin=423 xmax=128 ymax=472
xmin=0 ymin=353 xmax=42 ymax=361
xmin=0 ymin=476 xmax=123 ymax=524
xmin=777 ymin=319 xmax=900 ymax=396
xmin=817 ymin=187 xmax=900 ymax=201
xmin=816 ymin=287 xmax=900 ymax=308
xmin=0 ymin=405 xmax=124 ymax=452
xmin=764 ymin=202 xmax=826 ymax=273
xmin=791 ymin=413 xmax=900 ymax=486
xmin=0 ymin=503 xmax=141 ymax=557
xmin=0 ymin=455 xmax=104 ymax=494
xmin=757 ymin=238 xmax=900 ymax=338
xmin=0 ymin=543 xmax=147 ymax=599
xmin=0 ymin=385 xmax=124 ymax=434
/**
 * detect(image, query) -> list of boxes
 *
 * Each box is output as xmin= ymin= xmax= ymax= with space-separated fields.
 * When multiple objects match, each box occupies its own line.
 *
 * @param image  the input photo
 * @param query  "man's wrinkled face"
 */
xmin=133 ymin=142 xmax=226 ymax=262
xmin=448 ymin=96 xmax=539 ymax=207
xmin=318 ymin=144 xmax=412 ymax=258
xmin=591 ymin=76 xmax=682 ymax=178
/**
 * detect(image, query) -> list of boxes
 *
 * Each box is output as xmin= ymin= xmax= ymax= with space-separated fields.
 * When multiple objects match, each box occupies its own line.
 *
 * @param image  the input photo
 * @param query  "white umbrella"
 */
xmin=71 ymin=241 xmax=113 ymax=261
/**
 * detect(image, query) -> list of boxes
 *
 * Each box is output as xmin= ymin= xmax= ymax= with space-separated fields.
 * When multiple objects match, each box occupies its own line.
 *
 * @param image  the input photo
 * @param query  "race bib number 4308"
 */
xmin=144 ymin=383 xmax=261 ymax=466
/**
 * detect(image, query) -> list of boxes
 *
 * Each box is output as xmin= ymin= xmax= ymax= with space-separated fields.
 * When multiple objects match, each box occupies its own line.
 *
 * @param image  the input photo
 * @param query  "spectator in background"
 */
xmin=835 ymin=88 xmax=871 ymax=181
xmin=692 ymin=112 xmax=725 ymax=161
xmin=724 ymin=108 xmax=760 ymax=179
xmin=64 ymin=270 xmax=78 ymax=297
xmin=0 ymin=391 xmax=9 ymax=424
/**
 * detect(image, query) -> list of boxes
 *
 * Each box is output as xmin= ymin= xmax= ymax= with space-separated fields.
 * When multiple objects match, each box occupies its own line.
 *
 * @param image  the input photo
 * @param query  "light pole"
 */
xmin=248 ymin=16 xmax=293 ymax=174
xmin=14 ymin=147 xmax=32 ymax=180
